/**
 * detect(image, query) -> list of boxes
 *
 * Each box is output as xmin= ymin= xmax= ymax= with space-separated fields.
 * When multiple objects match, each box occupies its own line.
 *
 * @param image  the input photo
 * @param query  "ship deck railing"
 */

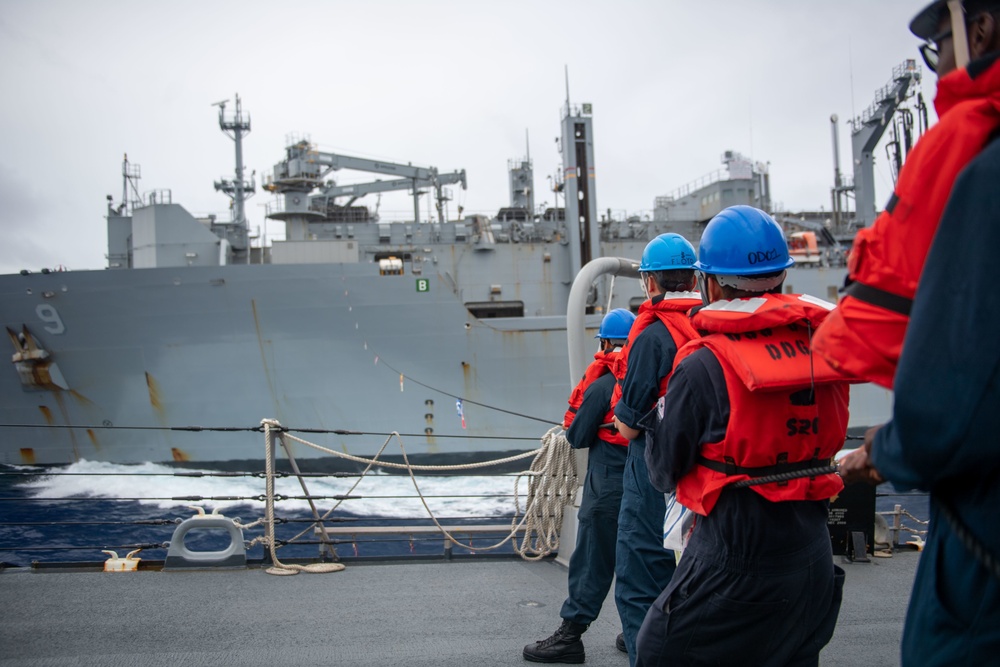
xmin=0 ymin=419 xmax=931 ymax=569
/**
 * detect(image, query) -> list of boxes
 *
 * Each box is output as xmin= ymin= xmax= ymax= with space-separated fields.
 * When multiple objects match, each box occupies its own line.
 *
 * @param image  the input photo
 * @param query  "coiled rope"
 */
xmin=256 ymin=420 xmax=577 ymax=574
xmin=512 ymin=426 xmax=578 ymax=560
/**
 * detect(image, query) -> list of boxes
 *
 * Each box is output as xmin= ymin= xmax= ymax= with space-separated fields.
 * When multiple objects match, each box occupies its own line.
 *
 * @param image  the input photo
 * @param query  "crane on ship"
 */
xmin=263 ymin=140 xmax=466 ymax=230
xmin=829 ymin=59 xmax=926 ymax=237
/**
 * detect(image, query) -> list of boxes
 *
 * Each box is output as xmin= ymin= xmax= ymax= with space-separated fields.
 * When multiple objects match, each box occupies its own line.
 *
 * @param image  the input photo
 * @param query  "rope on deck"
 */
xmin=255 ymin=420 xmax=577 ymax=574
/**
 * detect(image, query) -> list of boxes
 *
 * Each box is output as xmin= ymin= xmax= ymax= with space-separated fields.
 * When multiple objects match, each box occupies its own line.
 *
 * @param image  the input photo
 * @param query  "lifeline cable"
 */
xmin=0 ymin=470 xmax=276 ymax=478
xmin=0 ymin=423 xmax=263 ymax=432
xmin=0 ymin=543 xmax=167 ymax=553
xmin=0 ymin=422 xmax=543 ymax=440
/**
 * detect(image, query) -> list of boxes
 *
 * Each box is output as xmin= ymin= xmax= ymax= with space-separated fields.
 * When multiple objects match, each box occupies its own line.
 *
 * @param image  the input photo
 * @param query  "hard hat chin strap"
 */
xmin=696 ymin=272 xmax=711 ymax=306
xmin=948 ymin=0 xmax=971 ymax=69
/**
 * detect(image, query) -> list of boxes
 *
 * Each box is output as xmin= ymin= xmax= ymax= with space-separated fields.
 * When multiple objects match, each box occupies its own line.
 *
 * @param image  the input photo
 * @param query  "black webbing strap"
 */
xmin=846 ymin=281 xmax=913 ymax=316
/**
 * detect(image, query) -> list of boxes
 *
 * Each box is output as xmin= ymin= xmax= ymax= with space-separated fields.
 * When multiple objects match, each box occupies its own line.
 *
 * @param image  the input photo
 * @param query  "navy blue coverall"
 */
xmin=637 ymin=349 xmax=844 ymax=667
xmin=612 ymin=309 xmax=680 ymax=665
xmin=559 ymin=372 xmax=628 ymax=625
xmin=870 ymin=133 xmax=1000 ymax=666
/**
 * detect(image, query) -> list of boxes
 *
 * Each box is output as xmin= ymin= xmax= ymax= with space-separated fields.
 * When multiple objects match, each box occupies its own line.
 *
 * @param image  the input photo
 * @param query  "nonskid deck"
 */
xmin=0 ymin=551 xmax=918 ymax=666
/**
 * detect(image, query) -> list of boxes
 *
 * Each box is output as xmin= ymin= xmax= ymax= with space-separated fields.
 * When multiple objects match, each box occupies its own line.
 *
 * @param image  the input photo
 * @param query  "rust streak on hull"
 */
xmin=145 ymin=372 xmax=163 ymax=413
xmin=87 ymin=429 xmax=100 ymax=452
xmin=38 ymin=405 xmax=55 ymax=424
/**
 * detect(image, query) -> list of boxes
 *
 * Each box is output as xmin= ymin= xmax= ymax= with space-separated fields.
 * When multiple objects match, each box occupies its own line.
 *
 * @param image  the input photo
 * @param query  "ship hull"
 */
xmin=1 ymin=262 xmax=574 ymax=467
xmin=0 ymin=258 xmax=890 ymax=468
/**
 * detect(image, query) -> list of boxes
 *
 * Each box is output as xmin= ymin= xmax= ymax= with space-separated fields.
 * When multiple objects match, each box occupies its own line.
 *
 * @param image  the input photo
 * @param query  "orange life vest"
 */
xmin=610 ymin=292 xmax=701 ymax=410
xmin=674 ymin=293 xmax=850 ymax=516
xmin=813 ymin=55 xmax=1000 ymax=389
xmin=563 ymin=351 xmax=629 ymax=446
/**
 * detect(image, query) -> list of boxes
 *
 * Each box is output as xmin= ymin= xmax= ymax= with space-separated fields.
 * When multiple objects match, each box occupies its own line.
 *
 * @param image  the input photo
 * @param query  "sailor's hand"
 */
xmin=838 ymin=426 xmax=884 ymax=485
xmin=614 ymin=416 xmax=640 ymax=442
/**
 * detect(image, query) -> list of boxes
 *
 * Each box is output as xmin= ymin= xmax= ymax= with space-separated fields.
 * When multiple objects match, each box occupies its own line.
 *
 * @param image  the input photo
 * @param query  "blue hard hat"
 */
xmin=596 ymin=308 xmax=636 ymax=340
xmin=639 ymin=233 xmax=697 ymax=272
xmin=694 ymin=206 xmax=795 ymax=276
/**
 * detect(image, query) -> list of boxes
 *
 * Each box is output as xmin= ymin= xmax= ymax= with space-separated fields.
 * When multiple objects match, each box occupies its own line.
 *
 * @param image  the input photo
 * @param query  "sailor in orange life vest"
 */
xmin=811 ymin=0 xmax=1000 ymax=390
xmin=609 ymin=233 xmax=701 ymax=666
xmin=636 ymin=206 xmax=850 ymax=667
xmin=523 ymin=308 xmax=635 ymax=664
xmin=837 ymin=3 xmax=1000 ymax=664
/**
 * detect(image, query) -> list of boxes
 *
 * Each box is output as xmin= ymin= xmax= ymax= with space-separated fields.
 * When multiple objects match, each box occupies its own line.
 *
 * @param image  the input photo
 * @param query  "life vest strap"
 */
xmin=846 ymin=281 xmax=913 ymax=316
xmin=696 ymin=454 xmax=823 ymax=479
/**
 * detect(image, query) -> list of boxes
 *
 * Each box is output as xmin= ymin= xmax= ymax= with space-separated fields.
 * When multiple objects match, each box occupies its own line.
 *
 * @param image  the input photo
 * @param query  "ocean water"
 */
xmin=0 ymin=460 xmax=930 ymax=568
xmin=0 ymin=460 xmax=528 ymax=567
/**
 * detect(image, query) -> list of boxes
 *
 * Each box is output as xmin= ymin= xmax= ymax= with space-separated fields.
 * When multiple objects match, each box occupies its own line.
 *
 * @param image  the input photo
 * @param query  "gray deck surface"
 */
xmin=0 ymin=551 xmax=918 ymax=666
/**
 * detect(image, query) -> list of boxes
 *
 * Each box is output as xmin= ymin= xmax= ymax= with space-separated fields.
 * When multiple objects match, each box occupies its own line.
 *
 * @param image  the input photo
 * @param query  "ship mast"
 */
xmin=213 ymin=94 xmax=256 ymax=229
xmin=559 ymin=69 xmax=599 ymax=301
xmin=119 ymin=153 xmax=141 ymax=215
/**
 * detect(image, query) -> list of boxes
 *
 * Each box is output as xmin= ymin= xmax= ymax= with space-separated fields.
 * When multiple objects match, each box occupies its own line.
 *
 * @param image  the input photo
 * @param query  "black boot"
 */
xmin=616 ymin=632 xmax=626 ymax=653
xmin=523 ymin=619 xmax=587 ymax=663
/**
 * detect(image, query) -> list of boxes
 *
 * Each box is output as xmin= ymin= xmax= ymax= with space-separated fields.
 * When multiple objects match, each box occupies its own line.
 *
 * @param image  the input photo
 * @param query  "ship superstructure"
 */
xmin=1 ymin=86 xmax=897 ymax=468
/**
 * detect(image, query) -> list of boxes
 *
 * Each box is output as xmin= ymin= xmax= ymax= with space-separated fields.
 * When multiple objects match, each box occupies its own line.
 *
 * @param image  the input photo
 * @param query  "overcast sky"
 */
xmin=0 ymin=0 xmax=935 ymax=275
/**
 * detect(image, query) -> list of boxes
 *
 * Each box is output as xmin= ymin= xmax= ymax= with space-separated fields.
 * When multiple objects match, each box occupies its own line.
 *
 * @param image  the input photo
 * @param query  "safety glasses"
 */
xmin=920 ymin=3 xmax=982 ymax=74
xmin=919 ymin=25 xmax=954 ymax=72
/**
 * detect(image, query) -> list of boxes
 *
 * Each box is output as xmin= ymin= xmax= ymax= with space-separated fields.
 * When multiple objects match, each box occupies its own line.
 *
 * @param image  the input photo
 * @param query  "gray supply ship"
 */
xmin=0 ymin=63 xmax=922 ymax=468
